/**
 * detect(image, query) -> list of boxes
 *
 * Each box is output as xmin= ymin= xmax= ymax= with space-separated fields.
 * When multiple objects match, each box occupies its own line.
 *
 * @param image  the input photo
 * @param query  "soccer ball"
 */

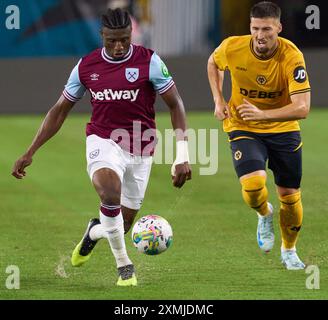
xmin=131 ymin=215 xmax=173 ymax=255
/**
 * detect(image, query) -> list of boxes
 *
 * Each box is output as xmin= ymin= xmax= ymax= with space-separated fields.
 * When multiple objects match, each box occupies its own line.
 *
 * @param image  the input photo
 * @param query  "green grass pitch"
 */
xmin=0 ymin=110 xmax=327 ymax=299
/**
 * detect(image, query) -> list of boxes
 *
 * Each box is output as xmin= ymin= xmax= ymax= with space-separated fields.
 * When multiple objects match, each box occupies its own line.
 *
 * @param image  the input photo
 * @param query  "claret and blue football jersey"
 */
xmin=63 ymin=44 xmax=175 ymax=155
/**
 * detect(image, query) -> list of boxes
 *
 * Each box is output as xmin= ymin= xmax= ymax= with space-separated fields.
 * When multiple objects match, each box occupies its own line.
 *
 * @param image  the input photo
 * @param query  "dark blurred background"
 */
xmin=0 ymin=0 xmax=327 ymax=113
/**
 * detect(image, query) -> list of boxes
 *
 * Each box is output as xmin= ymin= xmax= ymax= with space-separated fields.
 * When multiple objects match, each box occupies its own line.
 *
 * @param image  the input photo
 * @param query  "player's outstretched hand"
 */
xmin=12 ymin=154 xmax=33 ymax=179
xmin=171 ymin=162 xmax=192 ymax=188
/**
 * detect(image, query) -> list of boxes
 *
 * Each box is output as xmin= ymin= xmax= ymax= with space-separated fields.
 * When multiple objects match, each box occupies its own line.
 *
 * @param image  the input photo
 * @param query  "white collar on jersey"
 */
xmin=101 ymin=45 xmax=133 ymax=64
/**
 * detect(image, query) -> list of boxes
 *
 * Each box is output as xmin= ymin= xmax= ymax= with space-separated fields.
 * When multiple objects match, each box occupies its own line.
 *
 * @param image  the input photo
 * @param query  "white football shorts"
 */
xmin=86 ymin=134 xmax=153 ymax=210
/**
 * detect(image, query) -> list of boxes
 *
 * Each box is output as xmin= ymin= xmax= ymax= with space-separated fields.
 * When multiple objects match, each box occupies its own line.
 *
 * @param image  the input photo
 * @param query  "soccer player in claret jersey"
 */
xmin=208 ymin=1 xmax=311 ymax=270
xmin=12 ymin=8 xmax=191 ymax=286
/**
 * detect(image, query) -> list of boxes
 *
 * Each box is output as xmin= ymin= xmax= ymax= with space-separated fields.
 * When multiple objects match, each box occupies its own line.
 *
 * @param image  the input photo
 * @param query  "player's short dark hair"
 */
xmin=250 ymin=1 xmax=281 ymax=20
xmin=101 ymin=8 xmax=132 ymax=29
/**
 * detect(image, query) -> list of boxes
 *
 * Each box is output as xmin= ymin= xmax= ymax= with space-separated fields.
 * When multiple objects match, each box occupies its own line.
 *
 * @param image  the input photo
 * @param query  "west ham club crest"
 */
xmin=125 ymin=68 xmax=139 ymax=83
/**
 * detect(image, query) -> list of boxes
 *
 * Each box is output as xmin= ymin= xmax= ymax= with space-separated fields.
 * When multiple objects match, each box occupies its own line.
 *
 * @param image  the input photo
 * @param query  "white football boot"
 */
xmin=256 ymin=202 xmax=274 ymax=253
xmin=281 ymin=248 xmax=305 ymax=270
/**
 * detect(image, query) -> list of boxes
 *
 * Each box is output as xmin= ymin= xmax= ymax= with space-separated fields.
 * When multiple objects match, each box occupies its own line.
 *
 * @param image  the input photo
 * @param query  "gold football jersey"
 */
xmin=213 ymin=35 xmax=311 ymax=133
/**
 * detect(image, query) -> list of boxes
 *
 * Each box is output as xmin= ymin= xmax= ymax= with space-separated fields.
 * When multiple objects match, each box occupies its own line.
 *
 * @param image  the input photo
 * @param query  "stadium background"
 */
xmin=1 ymin=0 xmax=327 ymax=113
xmin=1 ymin=0 xmax=328 ymax=301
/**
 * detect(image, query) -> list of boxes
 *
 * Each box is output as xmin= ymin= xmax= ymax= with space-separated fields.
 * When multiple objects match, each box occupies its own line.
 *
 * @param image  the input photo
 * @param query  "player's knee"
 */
xmin=241 ymin=175 xmax=268 ymax=208
xmin=98 ymin=189 xmax=121 ymax=206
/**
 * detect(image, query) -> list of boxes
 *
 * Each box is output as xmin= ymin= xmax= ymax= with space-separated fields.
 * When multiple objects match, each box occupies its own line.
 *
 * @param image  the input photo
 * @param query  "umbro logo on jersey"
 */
xmin=89 ymin=88 xmax=140 ymax=102
xmin=90 ymin=73 xmax=100 ymax=81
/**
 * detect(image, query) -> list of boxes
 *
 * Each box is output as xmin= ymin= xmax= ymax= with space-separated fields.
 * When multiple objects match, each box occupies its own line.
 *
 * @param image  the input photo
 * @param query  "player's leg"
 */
xmin=71 ymin=166 xmax=135 ymax=275
xmin=72 ymin=135 xmax=136 ymax=285
xmin=277 ymin=186 xmax=303 ymax=250
xmin=229 ymin=131 xmax=274 ymax=252
xmin=92 ymin=167 xmax=137 ymax=285
xmin=268 ymin=131 xmax=304 ymax=269
xmin=109 ymin=153 xmax=152 ymax=286
xmin=240 ymin=170 xmax=270 ymax=216
xmin=122 ymin=206 xmax=138 ymax=234
xmin=277 ymin=186 xmax=304 ymax=270
xmin=229 ymin=131 xmax=269 ymax=215
xmin=240 ymin=170 xmax=275 ymax=253
xmin=71 ymin=135 xmax=113 ymax=267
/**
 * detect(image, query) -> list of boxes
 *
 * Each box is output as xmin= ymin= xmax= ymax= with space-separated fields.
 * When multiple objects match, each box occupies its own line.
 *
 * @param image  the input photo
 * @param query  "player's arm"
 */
xmin=237 ymin=92 xmax=311 ymax=121
xmin=149 ymin=52 xmax=191 ymax=188
xmin=161 ymin=86 xmax=192 ymax=188
xmin=12 ymin=96 xmax=75 ymax=179
xmin=207 ymin=38 xmax=232 ymax=121
xmin=207 ymin=53 xmax=230 ymax=120
xmin=266 ymin=92 xmax=310 ymax=120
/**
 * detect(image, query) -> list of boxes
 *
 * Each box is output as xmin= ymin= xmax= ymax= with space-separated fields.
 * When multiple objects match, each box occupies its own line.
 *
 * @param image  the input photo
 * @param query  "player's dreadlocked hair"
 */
xmin=250 ymin=1 xmax=281 ymax=20
xmin=101 ymin=8 xmax=132 ymax=29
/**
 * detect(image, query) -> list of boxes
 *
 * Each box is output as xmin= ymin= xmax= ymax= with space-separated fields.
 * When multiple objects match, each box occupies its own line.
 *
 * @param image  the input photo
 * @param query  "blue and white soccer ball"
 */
xmin=131 ymin=215 xmax=173 ymax=255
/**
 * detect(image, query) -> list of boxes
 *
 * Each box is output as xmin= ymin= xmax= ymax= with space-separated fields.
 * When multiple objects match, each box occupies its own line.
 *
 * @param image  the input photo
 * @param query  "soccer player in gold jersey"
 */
xmin=207 ymin=1 xmax=311 ymax=270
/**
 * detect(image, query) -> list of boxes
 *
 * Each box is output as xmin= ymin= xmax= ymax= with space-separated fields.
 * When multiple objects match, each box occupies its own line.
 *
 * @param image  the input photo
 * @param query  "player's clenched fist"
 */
xmin=171 ymin=162 xmax=192 ymax=188
xmin=12 ymin=154 xmax=33 ymax=179
xmin=171 ymin=140 xmax=192 ymax=188
xmin=214 ymin=101 xmax=231 ymax=121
